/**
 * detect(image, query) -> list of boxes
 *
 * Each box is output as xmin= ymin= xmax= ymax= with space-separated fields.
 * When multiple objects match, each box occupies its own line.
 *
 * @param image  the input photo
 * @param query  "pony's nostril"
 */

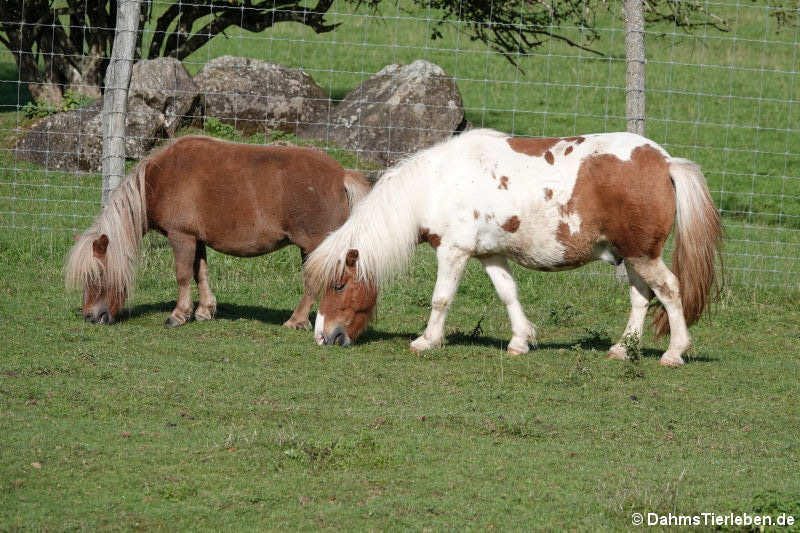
xmin=98 ymin=311 xmax=110 ymax=325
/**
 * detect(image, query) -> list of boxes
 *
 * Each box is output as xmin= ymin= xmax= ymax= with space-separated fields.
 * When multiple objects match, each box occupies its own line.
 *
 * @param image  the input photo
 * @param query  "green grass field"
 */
xmin=1 ymin=1 xmax=799 ymax=530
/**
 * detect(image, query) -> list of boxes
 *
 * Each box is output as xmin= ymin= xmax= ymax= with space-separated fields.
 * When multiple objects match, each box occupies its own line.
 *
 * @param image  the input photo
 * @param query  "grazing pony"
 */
xmin=305 ymin=128 xmax=722 ymax=366
xmin=65 ymin=136 xmax=371 ymax=329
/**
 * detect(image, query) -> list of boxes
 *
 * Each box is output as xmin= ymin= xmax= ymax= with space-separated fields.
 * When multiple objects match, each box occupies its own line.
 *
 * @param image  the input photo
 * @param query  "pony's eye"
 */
xmin=334 ymin=281 xmax=346 ymax=292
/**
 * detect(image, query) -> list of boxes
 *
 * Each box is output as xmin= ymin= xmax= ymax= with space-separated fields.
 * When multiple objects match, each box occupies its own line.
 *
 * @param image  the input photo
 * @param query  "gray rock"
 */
xmin=13 ymin=59 xmax=196 ymax=172
xmin=193 ymin=56 xmax=327 ymax=134
xmin=300 ymin=60 xmax=465 ymax=167
xmin=14 ymin=100 xmax=167 ymax=172
xmin=79 ymin=101 xmax=167 ymax=171
xmin=129 ymin=57 xmax=203 ymax=135
xmin=13 ymin=102 xmax=101 ymax=172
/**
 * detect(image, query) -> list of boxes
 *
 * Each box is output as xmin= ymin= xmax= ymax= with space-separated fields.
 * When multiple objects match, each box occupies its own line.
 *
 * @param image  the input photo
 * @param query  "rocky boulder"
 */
xmin=300 ymin=60 xmax=465 ymax=167
xmin=193 ymin=56 xmax=327 ymax=134
xmin=129 ymin=57 xmax=203 ymax=135
xmin=14 ymin=100 xmax=166 ymax=172
xmin=14 ymin=57 xmax=200 ymax=172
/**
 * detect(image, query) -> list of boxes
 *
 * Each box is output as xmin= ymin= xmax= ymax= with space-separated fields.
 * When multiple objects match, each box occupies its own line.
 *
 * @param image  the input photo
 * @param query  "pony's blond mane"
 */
xmin=64 ymin=160 xmax=149 ymax=299
xmin=304 ymin=144 xmax=442 ymax=292
xmin=304 ymin=130 xmax=508 ymax=292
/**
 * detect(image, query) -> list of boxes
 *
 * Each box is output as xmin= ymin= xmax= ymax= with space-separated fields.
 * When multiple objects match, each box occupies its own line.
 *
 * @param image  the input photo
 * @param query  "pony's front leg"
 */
xmin=410 ymin=245 xmax=470 ymax=353
xmin=284 ymin=250 xmax=315 ymax=329
xmin=166 ymin=232 xmax=196 ymax=327
xmin=193 ymin=242 xmax=217 ymax=322
xmin=478 ymin=255 xmax=536 ymax=355
xmin=283 ymin=274 xmax=315 ymax=329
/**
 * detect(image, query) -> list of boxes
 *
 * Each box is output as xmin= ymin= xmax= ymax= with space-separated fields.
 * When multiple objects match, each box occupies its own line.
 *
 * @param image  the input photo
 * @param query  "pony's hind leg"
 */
xmin=608 ymin=261 xmax=653 ymax=360
xmin=410 ymin=245 xmax=470 ymax=353
xmin=284 ymin=250 xmax=314 ymax=329
xmin=193 ymin=242 xmax=217 ymax=322
xmin=625 ymin=256 xmax=692 ymax=366
xmin=478 ymin=255 xmax=536 ymax=355
xmin=166 ymin=232 xmax=196 ymax=327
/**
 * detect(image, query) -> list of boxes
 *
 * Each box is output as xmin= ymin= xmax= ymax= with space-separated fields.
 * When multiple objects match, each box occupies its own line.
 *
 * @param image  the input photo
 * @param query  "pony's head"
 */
xmin=64 ymin=161 xmax=146 ymax=325
xmin=65 ymin=231 xmax=134 ymax=325
xmin=314 ymin=249 xmax=378 ymax=346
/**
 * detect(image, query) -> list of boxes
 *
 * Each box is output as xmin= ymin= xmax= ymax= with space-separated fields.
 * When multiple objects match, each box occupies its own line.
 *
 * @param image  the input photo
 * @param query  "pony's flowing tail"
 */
xmin=343 ymin=169 xmax=371 ymax=209
xmin=653 ymin=158 xmax=723 ymax=336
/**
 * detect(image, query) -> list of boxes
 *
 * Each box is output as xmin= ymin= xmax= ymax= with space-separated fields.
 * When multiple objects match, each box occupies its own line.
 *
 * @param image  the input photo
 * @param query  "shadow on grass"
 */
xmin=124 ymin=301 xmax=293 ymax=325
xmin=104 ymin=302 xmax=717 ymax=363
xmin=442 ymin=331 xmax=712 ymax=362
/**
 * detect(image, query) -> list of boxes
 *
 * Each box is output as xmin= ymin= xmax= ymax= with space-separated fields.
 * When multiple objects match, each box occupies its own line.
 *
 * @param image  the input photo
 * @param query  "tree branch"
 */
xmin=167 ymin=0 xmax=339 ymax=60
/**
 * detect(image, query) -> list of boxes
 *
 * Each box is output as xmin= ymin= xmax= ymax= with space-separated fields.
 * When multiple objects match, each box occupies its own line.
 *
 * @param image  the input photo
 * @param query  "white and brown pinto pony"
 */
xmin=306 ymin=128 xmax=722 ymax=366
xmin=65 ymin=136 xmax=372 ymax=329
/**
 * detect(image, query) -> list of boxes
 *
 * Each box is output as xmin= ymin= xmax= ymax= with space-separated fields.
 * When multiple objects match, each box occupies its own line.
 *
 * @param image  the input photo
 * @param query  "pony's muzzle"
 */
xmin=85 ymin=308 xmax=114 ymax=325
xmin=324 ymin=326 xmax=352 ymax=347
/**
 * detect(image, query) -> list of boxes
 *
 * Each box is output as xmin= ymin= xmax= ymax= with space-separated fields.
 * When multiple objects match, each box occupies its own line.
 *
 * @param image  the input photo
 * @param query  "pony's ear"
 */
xmin=345 ymin=249 xmax=359 ymax=267
xmin=73 ymin=233 xmax=80 ymax=242
xmin=92 ymin=234 xmax=109 ymax=259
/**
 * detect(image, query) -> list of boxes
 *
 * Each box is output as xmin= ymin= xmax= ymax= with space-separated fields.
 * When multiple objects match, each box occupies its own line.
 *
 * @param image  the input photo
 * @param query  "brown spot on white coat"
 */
xmin=506 ymin=137 xmax=560 ymax=157
xmin=501 ymin=215 xmax=520 ymax=233
xmin=555 ymin=144 xmax=674 ymax=266
xmin=418 ymin=227 xmax=441 ymax=248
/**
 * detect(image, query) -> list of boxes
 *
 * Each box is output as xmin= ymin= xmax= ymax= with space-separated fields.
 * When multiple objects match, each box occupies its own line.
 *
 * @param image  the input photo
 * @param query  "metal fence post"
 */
xmin=101 ymin=0 xmax=141 ymax=206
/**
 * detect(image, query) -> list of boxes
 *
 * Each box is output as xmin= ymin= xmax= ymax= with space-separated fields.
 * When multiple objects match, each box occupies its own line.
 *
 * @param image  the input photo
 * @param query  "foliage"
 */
xmin=21 ymin=90 xmax=95 ymax=120
xmin=202 ymin=117 xmax=239 ymax=140
xmin=0 ymin=0 xmax=754 ymax=103
xmin=621 ymin=331 xmax=642 ymax=364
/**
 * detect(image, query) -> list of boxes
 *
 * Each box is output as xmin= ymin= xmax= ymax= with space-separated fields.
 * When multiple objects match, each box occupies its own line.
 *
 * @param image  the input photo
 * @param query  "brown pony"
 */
xmin=65 ymin=136 xmax=371 ymax=329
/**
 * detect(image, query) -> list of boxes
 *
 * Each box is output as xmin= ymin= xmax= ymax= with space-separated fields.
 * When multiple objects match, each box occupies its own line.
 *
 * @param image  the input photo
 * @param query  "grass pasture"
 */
xmin=1 ymin=230 xmax=799 ymax=531
xmin=1 ymin=0 xmax=799 ymax=530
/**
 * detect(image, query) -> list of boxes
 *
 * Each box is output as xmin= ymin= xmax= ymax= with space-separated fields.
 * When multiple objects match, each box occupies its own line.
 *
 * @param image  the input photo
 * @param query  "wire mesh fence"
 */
xmin=0 ymin=0 xmax=797 ymax=287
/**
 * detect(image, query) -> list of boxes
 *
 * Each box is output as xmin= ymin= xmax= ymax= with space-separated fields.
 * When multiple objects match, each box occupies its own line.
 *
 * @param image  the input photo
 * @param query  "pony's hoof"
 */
xmin=507 ymin=338 xmax=529 ymax=356
xmin=410 ymin=336 xmax=439 ymax=353
xmin=194 ymin=307 xmax=215 ymax=322
xmin=659 ymin=355 xmax=685 ymax=367
xmin=283 ymin=318 xmax=311 ymax=330
xmin=165 ymin=314 xmax=188 ymax=327
xmin=606 ymin=345 xmax=628 ymax=360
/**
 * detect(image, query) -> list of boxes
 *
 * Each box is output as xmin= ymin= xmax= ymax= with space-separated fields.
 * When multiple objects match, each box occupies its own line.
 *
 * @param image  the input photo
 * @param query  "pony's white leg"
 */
xmin=608 ymin=261 xmax=653 ymax=360
xmin=166 ymin=232 xmax=196 ymax=327
xmin=410 ymin=245 xmax=470 ymax=353
xmin=194 ymin=243 xmax=217 ymax=322
xmin=478 ymin=255 xmax=536 ymax=355
xmin=626 ymin=256 xmax=691 ymax=366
